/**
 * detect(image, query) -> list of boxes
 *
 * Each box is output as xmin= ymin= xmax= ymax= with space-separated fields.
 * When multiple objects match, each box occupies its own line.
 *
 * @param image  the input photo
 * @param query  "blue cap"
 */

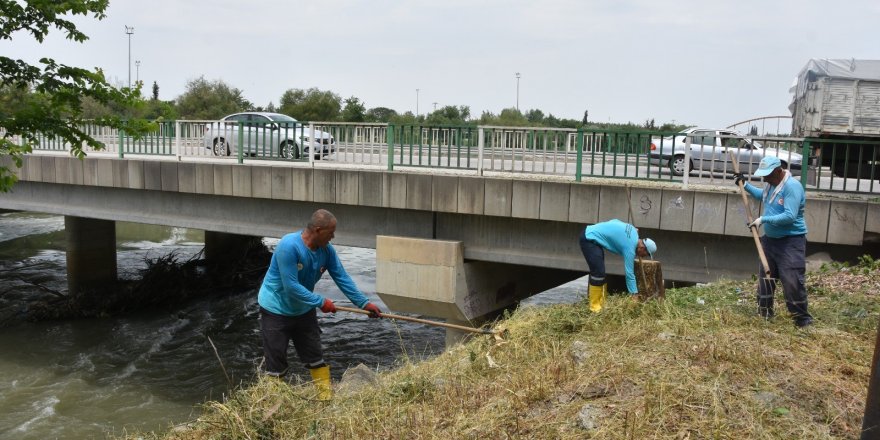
xmin=754 ymin=156 xmax=781 ymax=177
xmin=643 ymin=238 xmax=656 ymax=258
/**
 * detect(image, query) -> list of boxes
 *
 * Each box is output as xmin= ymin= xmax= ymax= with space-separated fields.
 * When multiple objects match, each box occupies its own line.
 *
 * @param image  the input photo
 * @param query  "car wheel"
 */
xmin=212 ymin=138 xmax=230 ymax=156
xmin=669 ymin=155 xmax=692 ymax=176
xmin=280 ymin=141 xmax=300 ymax=159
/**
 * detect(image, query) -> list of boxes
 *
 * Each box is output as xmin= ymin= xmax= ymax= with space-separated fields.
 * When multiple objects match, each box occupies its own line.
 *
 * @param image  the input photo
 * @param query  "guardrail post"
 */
xmin=683 ymin=135 xmax=692 ymax=189
xmin=800 ymin=139 xmax=810 ymax=190
xmin=118 ymin=124 xmax=124 ymax=158
xmin=387 ymin=124 xmax=395 ymax=171
xmin=309 ymin=123 xmax=316 ymax=166
xmin=575 ymin=128 xmax=584 ymax=182
xmin=477 ymin=127 xmax=484 ymax=176
xmin=237 ymin=121 xmax=244 ymax=164
xmin=175 ymin=120 xmax=182 ymax=161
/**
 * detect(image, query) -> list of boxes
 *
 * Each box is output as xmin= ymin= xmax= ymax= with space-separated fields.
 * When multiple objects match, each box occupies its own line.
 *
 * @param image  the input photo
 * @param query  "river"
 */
xmin=0 ymin=210 xmax=585 ymax=439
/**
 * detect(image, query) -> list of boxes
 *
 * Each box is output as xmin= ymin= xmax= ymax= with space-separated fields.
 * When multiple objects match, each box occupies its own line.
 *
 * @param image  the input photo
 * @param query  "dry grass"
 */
xmin=127 ymin=260 xmax=880 ymax=439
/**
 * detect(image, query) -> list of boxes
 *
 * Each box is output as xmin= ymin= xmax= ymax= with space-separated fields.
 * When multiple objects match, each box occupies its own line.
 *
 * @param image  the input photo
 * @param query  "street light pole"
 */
xmin=416 ymin=88 xmax=420 ymax=117
xmin=515 ymin=72 xmax=521 ymax=111
xmin=125 ymin=26 xmax=134 ymax=89
xmin=135 ymin=60 xmax=141 ymax=84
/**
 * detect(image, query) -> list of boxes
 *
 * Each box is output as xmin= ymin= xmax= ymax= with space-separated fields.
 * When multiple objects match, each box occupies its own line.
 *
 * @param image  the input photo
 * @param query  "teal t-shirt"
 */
xmin=257 ymin=231 xmax=369 ymax=317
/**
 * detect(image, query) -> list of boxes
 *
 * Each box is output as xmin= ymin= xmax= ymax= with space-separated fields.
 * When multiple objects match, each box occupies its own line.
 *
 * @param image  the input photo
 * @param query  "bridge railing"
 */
xmin=15 ymin=120 xmax=880 ymax=194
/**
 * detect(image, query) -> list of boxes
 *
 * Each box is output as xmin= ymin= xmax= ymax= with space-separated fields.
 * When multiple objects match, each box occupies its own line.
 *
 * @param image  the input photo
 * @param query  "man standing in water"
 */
xmin=257 ymin=209 xmax=383 ymax=400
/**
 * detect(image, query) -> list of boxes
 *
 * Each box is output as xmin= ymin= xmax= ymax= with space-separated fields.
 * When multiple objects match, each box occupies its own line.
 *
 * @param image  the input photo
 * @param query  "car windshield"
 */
xmin=267 ymin=114 xmax=298 ymax=123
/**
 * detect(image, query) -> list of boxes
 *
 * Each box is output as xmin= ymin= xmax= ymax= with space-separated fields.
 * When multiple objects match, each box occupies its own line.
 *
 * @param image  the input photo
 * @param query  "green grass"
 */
xmin=125 ymin=261 xmax=879 ymax=439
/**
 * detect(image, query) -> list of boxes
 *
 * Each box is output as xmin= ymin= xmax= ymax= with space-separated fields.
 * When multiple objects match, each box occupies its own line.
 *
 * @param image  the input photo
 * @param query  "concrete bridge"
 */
xmin=1 ymin=152 xmax=876 ymax=339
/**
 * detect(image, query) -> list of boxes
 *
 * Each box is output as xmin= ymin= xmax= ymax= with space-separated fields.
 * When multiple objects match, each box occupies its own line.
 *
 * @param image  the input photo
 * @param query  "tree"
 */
xmin=340 ymin=96 xmax=366 ymax=122
xmin=0 ymin=0 xmax=145 ymax=191
xmin=582 ymin=110 xmax=589 ymax=125
xmin=175 ymin=76 xmax=252 ymax=119
xmin=278 ymin=88 xmax=341 ymax=121
xmin=365 ymin=107 xmax=398 ymax=122
xmin=526 ymin=109 xmax=545 ymax=124
xmin=424 ymin=105 xmax=471 ymax=125
xmin=151 ymin=81 xmax=159 ymax=100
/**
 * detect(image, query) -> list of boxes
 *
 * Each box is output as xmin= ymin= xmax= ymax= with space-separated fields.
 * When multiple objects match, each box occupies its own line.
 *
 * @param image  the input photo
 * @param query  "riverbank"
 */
xmin=126 ymin=258 xmax=879 ymax=439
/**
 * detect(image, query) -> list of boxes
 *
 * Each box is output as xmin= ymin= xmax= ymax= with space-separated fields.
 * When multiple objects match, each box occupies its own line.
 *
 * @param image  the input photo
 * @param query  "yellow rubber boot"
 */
xmin=589 ymin=284 xmax=606 ymax=313
xmin=309 ymin=365 xmax=332 ymax=401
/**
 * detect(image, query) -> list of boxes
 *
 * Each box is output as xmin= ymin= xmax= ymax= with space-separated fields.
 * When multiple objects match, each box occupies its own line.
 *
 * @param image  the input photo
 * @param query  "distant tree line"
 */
xmin=3 ymin=75 xmax=686 ymax=132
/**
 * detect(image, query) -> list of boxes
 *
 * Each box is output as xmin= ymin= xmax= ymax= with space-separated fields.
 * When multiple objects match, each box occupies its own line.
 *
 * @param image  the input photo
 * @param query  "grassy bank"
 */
xmin=130 ymin=259 xmax=879 ymax=439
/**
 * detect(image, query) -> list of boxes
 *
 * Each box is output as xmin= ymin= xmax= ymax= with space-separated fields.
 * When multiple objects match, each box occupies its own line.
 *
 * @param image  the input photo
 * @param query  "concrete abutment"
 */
xmin=375 ymin=235 xmax=582 ymax=345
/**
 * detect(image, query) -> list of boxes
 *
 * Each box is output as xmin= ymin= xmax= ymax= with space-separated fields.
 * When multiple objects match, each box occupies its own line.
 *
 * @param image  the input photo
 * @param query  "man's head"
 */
xmin=754 ymin=156 xmax=784 ymax=185
xmin=306 ymin=209 xmax=337 ymax=248
xmin=637 ymin=238 xmax=657 ymax=259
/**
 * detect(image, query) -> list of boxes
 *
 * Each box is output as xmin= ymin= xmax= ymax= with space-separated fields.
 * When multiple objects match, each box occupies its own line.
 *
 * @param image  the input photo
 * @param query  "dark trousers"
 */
xmin=757 ymin=234 xmax=812 ymax=325
xmin=579 ymin=227 xmax=606 ymax=286
xmin=259 ymin=307 xmax=325 ymax=376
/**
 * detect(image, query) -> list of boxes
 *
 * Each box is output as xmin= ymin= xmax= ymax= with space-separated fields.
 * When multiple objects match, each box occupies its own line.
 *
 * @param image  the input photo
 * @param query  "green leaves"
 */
xmin=0 ymin=0 xmax=145 ymax=192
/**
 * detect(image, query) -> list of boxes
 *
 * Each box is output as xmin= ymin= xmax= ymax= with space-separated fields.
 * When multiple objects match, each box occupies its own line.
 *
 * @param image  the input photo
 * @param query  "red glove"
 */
xmin=320 ymin=298 xmax=336 ymax=313
xmin=363 ymin=303 xmax=382 ymax=318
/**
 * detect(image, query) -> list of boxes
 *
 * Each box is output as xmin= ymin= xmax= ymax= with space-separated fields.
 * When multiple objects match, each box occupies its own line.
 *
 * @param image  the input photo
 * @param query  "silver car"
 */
xmin=203 ymin=112 xmax=335 ymax=159
xmin=647 ymin=128 xmax=803 ymax=176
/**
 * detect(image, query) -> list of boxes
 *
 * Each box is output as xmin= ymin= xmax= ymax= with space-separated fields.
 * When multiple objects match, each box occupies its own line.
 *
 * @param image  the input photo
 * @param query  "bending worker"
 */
xmin=578 ymin=219 xmax=656 ymax=312
xmin=257 ymin=209 xmax=383 ymax=400
xmin=734 ymin=156 xmax=812 ymax=328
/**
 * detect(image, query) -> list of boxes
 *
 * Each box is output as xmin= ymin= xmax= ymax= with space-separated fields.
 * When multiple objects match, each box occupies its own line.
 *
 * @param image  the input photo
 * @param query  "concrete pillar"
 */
xmin=65 ymin=216 xmax=117 ymax=295
xmin=204 ymin=231 xmax=260 ymax=265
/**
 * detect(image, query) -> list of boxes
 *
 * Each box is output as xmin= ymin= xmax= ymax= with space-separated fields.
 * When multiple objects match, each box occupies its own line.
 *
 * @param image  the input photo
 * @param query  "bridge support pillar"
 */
xmin=65 ymin=216 xmax=117 ymax=296
xmin=376 ymin=235 xmax=582 ymax=347
xmin=204 ymin=231 xmax=261 ymax=266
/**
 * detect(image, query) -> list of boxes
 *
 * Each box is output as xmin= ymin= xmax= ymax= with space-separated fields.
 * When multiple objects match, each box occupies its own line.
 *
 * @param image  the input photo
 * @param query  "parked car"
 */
xmin=647 ymin=128 xmax=803 ymax=176
xmin=203 ymin=112 xmax=335 ymax=159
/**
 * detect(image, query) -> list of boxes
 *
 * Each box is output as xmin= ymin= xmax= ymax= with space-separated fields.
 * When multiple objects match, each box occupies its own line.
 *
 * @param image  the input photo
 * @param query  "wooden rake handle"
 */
xmin=335 ymin=306 xmax=498 ymax=335
xmin=729 ymin=151 xmax=772 ymax=279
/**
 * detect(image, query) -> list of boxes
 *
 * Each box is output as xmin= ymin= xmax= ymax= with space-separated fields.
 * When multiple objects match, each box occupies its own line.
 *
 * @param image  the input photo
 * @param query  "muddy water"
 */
xmin=0 ymin=211 xmax=585 ymax=439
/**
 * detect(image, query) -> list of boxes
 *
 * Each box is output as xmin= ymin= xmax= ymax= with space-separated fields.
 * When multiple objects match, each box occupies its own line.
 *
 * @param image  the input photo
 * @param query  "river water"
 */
xmin=0 ymin=211 xmax=585 ymax=439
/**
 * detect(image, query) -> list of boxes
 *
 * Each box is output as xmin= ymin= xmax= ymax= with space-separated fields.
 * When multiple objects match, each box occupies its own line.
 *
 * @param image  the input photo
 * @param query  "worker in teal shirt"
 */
xmin=578 ymin=219 xmax=656 ymax=312
xmin=734 ymin=156 xmax=812 ymax=327
xmin=258 ymin=209 xmax=383 ymax=400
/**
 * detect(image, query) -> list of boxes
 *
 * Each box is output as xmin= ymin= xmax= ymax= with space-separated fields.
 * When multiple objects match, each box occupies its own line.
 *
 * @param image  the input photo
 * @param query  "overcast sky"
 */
xmin=3 ymin=0 xmax=878 ymax=127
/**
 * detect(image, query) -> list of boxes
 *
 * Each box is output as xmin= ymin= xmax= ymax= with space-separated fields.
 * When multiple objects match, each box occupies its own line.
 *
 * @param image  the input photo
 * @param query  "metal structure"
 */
xmin=515 ymin=72 xmax=521 ymax=110
xmin=124 ymin=26 xmax=134 ymax=89
xmin=19 ymin=120 xmax=880 ymax=195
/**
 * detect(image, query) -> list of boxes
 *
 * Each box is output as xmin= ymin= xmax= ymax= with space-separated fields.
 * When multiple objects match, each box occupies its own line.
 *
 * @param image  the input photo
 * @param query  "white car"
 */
xmin=647 ymin=127 xmax=803 ymax=176
xmin=203 ymin=112 xmax=335 ymax=159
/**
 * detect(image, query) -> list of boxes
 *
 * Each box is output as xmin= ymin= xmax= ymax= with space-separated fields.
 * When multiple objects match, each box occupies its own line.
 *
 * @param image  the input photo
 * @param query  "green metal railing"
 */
xmin=19 ymin=119 xmax=880 ymax=194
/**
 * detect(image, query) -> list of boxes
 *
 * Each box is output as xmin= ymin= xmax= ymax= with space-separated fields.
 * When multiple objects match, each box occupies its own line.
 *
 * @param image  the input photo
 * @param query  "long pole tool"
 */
xmin=335 ymin=306 xmax=501 ymax=337
xmin=729 ymin=151 xmax=772 ymax=280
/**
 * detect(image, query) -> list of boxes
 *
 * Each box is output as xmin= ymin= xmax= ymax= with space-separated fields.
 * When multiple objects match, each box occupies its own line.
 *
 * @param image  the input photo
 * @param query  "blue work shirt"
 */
xmin=744 ymin=175 xmax=807 ymax=238
xmin=584 ymin=219 xmax=640 ymax=294
xmin=258 ymin=231 xmax=369 ymax=317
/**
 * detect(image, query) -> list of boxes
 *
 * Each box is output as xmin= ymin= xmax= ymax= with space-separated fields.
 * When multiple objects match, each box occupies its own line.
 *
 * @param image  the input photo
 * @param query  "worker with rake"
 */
xmin=257 ymin=209 xmax=383 ymax=400
xmin=578 ymin=219 xmax=657 ymax=312
xmin=734 ymin=156 xmax=813 ymax=328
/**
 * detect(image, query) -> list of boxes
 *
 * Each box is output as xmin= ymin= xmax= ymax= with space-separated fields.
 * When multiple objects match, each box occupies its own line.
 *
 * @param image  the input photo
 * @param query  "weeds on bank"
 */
xmin=126 ymin=259 xmax=879 ymax=439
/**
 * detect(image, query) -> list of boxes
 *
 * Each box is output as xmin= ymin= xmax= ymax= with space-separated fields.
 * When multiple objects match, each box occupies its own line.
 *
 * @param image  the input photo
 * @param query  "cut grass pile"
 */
xmin=127 ymin=258 xmax=880 ymax=439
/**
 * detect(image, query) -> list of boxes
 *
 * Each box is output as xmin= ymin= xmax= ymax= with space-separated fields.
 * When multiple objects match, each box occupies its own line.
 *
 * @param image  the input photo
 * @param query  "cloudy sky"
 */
xmin=3 ymin=0 xmax=878 ymax=127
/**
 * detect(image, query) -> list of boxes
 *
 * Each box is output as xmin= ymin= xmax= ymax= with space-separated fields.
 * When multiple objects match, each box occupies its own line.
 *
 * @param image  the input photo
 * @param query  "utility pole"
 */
xmin=432 ymin=102 xmax=438 ymax=111
xmin=515 ymin=72 xmax=521 ymax=111
xmin=125 ymin=26 xmax=134 ymax=89
xmin=135 ymin=60 xmax=141 ymax=84
xmin=415 ymin=88 xmax=420 ymax=117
